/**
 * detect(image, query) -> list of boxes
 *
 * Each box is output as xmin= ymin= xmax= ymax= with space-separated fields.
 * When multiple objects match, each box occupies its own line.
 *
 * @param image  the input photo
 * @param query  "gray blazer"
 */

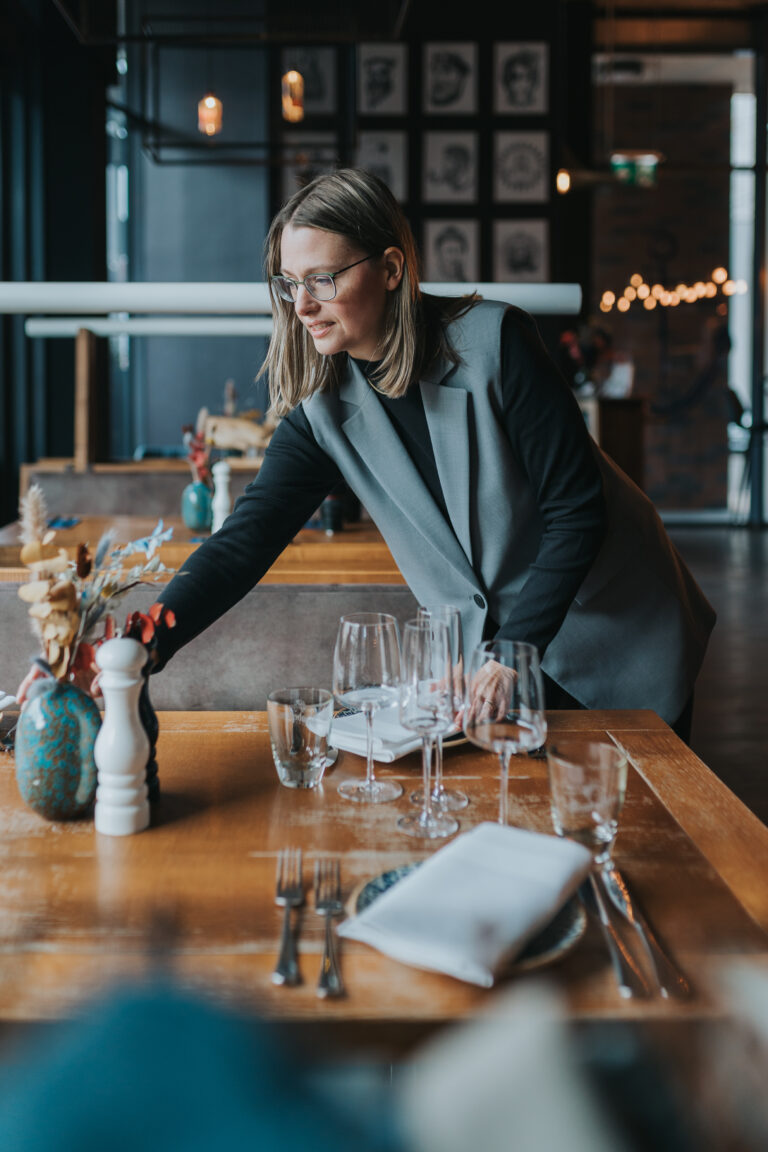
xmin=304 ymin=300 xmax=715 ymax=724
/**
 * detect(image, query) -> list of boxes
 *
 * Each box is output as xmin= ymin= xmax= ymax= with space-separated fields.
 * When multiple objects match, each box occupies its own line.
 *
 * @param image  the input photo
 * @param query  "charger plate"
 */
xmin=346 ymin=863 xmax=586 ymax=974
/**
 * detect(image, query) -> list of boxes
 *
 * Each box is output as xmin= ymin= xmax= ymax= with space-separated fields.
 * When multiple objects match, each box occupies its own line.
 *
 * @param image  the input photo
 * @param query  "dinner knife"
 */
xmin=582 ymin=873 xmax=656 ymax=999
xmin=602 ymin=865 xmax=693 ymax=1000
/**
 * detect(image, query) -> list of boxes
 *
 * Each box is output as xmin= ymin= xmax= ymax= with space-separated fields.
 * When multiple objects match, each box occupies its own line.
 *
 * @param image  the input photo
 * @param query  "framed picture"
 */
xmin=423 ymin=42 xmax=477 ymax=114
xmin=356 ymin=131 xmax=408 ymax=202
xmin=357 ymin=43 xmax=408 ymax=115
xmin=423 ymin=131 xmax=477 ymax=203
xmin=423 ymin=219 xmax=480 ymax=283
xmin=493 ymin=219 xmax=549 ymax=283
xmin=280 ymin=134 xmax=338 ymax=204
xmin=494 ymin=131 xmax=549 ymax=202
xmin=281 ymin=47 xmax=337 ymax=116
xmin=494 ymin=43 xmax=549 ymax=114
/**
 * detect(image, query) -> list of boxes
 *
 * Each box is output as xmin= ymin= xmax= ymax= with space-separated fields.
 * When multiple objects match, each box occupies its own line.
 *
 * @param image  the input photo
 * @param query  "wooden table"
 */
xmin=0 ymin=516 xmax=404 ymax=585
xmin=0 ymin=709 xmax=767 ymax=1053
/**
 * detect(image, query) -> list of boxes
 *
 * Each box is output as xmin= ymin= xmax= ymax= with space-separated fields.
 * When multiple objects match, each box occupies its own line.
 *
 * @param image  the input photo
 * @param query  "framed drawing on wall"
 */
xmin=423 ymin=131 xmax=478 ymax=203
xmin=281 ymin=47 xmax=337 ymax=115
xmin=280 ymin=134 xmax=338 ymax=204
xmin=493 ymin=219 xmax=549 ymax=282
xmin=356 ymin=131 xmax=408 ymax=201
xmin=493 ymin=43 xmax=549 ymax=114
xmin=358 ymin=43 xmax=408 ymax=115
xmin=423 ymin=42 xmax=477 ymax=114
xmin=423 ymin=220 xmax=480 ymax=283
xmin=494 ymin=132 xmax=549 ymax=202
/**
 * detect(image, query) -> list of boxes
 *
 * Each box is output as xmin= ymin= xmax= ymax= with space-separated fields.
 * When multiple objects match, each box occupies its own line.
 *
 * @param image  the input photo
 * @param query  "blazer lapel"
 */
xmin=339 ymin=359 xmax=476 ymax=586
xmin=420 ymin=376 xmax=473 ymax=565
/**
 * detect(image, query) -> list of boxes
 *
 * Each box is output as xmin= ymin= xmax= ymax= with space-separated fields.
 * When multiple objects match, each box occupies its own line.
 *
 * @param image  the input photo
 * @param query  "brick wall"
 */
xmin=591 ymin=83 xmax=731 ymax=510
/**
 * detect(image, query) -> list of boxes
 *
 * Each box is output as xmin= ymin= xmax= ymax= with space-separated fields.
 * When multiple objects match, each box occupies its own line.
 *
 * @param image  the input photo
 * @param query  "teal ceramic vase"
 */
xmin=15 ymin=678 xmax=101 ymax=821
xmin=181 ymin=481 xmax=212 ymax=531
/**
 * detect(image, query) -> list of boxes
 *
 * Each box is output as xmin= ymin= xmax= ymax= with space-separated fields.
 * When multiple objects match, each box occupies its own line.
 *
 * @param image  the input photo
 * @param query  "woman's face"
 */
xmin=279 ymin=223 xmax=403 ymax=361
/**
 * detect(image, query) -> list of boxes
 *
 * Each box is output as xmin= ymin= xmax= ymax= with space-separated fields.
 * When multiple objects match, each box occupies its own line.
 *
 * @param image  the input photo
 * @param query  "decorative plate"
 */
xmin=347 ymin=863 xmax=586 ymax=974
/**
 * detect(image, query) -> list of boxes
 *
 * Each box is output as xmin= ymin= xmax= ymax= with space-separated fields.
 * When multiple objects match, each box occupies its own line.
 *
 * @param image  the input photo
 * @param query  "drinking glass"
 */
xmin=464 ymin=640 xmax=547 ymax=825
xmin=267 ymin=687 xmax=333 ymax=789
xmin=413 ymin=604 xmax=469 ymax=811
xmin=332 ymin=612 xmax=403 ymax=804
xmin=397 ymin=618 xmax=458 ymax=839
xmin=546 ymin=738 xmax=628 ymax=866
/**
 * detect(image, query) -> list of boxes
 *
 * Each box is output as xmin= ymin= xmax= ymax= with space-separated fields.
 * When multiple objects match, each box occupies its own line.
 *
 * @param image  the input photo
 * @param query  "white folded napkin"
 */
xmin=337 ymin=822 xmax=592 ymax=986
xmin=330 ymin=704 xmax=422 ymax=762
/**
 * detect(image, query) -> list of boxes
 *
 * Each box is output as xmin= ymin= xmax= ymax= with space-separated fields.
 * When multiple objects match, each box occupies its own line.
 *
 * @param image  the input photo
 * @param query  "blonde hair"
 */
xmin=260 ymin=168 xmax=476 ymax=416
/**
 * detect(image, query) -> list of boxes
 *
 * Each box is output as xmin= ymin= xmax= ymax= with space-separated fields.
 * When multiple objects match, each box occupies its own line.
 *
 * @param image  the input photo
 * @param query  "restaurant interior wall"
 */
xmin=0 ymin=0 xmax=109 ymax=526
xmin=109 ymin=0 xmax=270 ymax=458
xmin=112 ymin=0 xmax=592 ymax=457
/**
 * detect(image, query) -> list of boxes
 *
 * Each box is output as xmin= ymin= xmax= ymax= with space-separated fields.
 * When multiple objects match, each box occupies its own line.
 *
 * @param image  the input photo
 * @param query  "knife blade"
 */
xmin=581 ymin=872 xmax=656 ymax=999
xmin=602 ymin=865 xmax=692 ymax=1000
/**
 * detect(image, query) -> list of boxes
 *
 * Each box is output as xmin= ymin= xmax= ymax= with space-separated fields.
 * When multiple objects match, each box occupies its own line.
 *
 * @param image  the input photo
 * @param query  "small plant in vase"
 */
xmin=181 ymin=413 xmax=213 ymax=531
xmin=14 ymin=485 xmax=174 ymax=821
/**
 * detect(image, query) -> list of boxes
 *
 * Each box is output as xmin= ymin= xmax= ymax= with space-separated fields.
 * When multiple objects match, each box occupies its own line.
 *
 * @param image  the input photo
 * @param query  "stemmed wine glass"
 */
xmin=412 ymin=605 xmax=469 ymax=812
xmin=397 ymin=618 xmax=458 ymax=839
xmin=332 ymin=612 xmax=403 ymax=804
xmin=464 ymin=640 xmax=547 ymax=826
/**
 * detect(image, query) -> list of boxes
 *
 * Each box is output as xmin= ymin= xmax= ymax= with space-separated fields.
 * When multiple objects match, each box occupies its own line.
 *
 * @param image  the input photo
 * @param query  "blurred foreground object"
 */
xmin=0 ymin=982 xmax=395 ymax=1152
xmin=398 ymin=981 xmax=626 ymax=1152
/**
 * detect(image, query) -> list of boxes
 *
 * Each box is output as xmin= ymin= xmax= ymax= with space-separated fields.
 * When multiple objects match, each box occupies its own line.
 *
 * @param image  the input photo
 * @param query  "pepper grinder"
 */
xmin=211 ymin=459 xmax=232 ymax=533
xmin=94 ymin=637 xmax=150 ymax=836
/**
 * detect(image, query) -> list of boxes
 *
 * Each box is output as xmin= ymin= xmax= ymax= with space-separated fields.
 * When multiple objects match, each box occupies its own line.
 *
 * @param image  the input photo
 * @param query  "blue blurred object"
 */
xmin=0 ymin=982 xmax=400 ymax=1152
xmin=46 ymin=516 xmax=80 ymax=530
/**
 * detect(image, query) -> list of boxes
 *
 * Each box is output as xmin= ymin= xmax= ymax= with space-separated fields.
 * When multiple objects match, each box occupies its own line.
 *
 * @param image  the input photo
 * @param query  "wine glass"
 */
xmin=464 ymin=640 xmax=547 ymax=826
xmin=397 ymin=618 xmax=458 ymax=839
xmin=413 ymin=605 xmax=469 ymax=812
xmin=332 ymin=612 xmax=403 ymax=804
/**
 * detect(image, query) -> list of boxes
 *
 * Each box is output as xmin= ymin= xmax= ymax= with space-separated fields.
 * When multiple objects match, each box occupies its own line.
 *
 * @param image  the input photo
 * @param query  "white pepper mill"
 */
xmin=94 ymin=637 xmax=150 ymax=836
xmin=211 ymin=458 xmax=232 ymax=533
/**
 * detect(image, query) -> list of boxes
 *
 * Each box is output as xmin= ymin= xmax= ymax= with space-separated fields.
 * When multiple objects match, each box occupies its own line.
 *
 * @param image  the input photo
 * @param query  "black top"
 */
xmin=156 ymin=311 xmax=606 ymax=667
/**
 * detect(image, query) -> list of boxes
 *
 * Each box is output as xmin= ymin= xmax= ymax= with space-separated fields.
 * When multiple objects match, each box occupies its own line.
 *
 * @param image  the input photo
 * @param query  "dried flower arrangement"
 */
xmin=17 ymin=485 xmax=175 ymax=685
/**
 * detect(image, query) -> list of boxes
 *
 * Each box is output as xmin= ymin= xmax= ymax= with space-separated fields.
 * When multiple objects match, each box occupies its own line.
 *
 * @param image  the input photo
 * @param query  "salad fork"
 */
xmin=272 ymin=847 xmax=304 ymax=986
xmin=314 ymin=858 xmax=345 ymax=999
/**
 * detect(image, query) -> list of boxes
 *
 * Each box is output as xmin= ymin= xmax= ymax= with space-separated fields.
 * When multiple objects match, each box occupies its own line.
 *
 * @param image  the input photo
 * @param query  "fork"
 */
xmin=314 ymin=858 xmax=345 ymax=999
xmin=272 ymin=848 xmax=304 ymax=986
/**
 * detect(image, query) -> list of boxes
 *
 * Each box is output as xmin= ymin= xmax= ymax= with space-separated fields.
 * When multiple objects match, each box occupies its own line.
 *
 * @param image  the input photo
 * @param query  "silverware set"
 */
xmin=581 ymin=866 xmax=692 ymax=1000
xmin=272 ymin=848 xmax=345 ymax=998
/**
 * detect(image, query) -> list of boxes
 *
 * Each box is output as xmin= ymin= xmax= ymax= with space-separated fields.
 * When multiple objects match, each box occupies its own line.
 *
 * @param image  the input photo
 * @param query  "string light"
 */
xmin=597 ymin=266 xmax=744 ymax=314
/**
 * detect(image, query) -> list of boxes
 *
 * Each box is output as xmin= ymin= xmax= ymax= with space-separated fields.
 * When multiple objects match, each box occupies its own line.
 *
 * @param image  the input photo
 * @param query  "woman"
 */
xmin=154 ymin=168 xmax=715 ymax=740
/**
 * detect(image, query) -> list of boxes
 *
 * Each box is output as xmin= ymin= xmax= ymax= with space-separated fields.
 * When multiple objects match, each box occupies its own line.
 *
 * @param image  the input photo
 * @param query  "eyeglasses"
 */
xmin=270 ymin=254 xmax=376 ymax=303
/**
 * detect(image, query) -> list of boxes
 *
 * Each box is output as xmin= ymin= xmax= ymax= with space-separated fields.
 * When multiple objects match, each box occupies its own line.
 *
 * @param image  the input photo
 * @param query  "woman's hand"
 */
xmin=465 ymin=659 xmax=516 ymax=725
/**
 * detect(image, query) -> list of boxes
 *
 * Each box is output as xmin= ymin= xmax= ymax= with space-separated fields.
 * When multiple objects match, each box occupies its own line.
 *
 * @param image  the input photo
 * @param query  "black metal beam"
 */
xmin=750 ymin=6 xmax=767 ymax=525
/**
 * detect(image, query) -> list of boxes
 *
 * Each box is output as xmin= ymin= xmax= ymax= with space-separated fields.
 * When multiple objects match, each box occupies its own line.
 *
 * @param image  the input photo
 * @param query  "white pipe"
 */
xmin=2 ymin=281 xmax=582 ymax=316
xmin=25 ymin=318 xmax=274 ymax=337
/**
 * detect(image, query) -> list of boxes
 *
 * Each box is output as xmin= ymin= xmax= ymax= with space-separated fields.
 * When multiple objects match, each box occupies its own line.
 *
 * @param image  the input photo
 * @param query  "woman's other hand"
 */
xmin=465 ymin=659 xmax=515 ymax=725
